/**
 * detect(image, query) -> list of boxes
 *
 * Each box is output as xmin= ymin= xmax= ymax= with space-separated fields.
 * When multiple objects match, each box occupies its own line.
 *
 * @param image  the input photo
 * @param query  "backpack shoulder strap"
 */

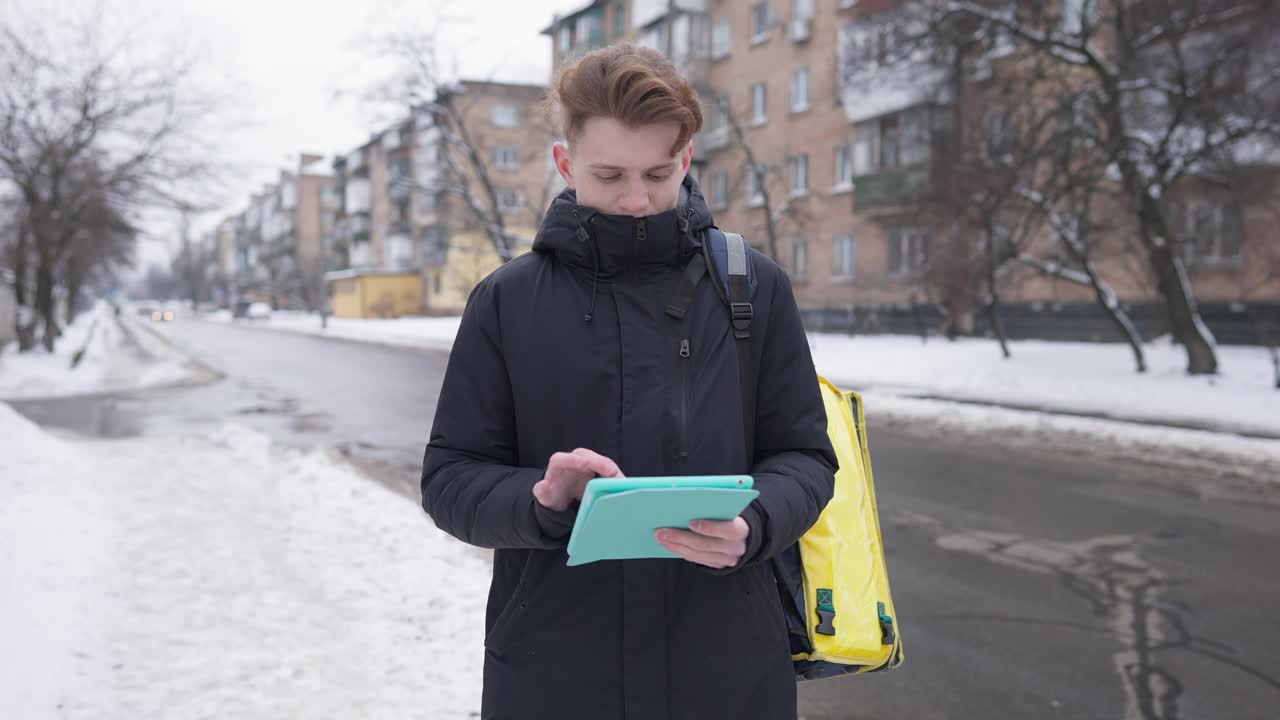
xmin=703 ymin=228 xmax=756 ymax=465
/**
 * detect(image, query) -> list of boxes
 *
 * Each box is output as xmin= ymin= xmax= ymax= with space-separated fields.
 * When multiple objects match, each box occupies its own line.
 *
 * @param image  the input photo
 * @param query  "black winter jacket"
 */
xmin=421 ymin=176 xmax=837 ymax=720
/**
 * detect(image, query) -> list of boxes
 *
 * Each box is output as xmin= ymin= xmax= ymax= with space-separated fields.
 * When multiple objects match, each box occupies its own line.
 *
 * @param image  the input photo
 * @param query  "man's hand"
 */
xmin=656 ymin=518 xmax=750 ymax=570
xmin=532 ymin=448 xmax=624 ymax=512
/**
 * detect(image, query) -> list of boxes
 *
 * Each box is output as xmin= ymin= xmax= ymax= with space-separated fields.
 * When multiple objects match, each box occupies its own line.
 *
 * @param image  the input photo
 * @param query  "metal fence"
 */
xmin=800 ymin=302 xmax=1280 ymax=346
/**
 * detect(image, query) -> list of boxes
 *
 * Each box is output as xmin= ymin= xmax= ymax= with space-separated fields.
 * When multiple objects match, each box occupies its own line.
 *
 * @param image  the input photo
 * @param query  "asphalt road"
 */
xmin=12 ymin=317 xmax=1280 ymax=720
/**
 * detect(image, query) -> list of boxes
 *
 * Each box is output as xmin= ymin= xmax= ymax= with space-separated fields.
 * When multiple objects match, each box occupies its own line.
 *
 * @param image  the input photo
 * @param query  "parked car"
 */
xmin=246 ymin=302 xmax=272 ymax=320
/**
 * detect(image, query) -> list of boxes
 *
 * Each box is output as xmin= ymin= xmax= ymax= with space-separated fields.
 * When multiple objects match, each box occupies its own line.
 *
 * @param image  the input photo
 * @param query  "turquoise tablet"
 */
xmin=565 ymin=475 xmax=758 ymax=567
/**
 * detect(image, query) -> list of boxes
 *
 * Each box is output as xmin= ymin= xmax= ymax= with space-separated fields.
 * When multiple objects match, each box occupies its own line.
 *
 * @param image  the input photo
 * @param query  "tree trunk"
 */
xmin=65 ymin=265 xmax=83 ymax=328
xmin=1134 ymin=186 xmax=1217 ymax=374
xmin=36 ymin=259 xmax=57 ymax=353
xmin=13 ymin=223 xmax=37 ymax=351
xmin=1092 ymin=283 xmax=1147 ymax=374
xmin=988 ymin=235 xmax=1008 ymax=356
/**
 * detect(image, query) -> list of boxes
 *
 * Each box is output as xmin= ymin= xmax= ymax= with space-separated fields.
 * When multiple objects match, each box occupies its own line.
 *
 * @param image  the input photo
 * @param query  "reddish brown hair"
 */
xmin=549 ymin=42 xmax=703 ymax=157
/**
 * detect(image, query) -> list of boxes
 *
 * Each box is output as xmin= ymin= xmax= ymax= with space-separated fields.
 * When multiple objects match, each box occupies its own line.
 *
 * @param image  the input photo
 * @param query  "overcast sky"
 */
xmin=23 ymin=0 xmax=585 ymax=270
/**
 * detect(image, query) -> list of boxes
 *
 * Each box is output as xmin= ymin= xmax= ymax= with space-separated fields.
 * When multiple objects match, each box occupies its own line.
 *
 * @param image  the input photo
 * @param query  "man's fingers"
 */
xmin=689 ymin=518 xmax=749 ymax=541
xmin=548 ymin=451 xmax=588 ymax=477
xmin=659 ymin=538 xmax=738 ymax=569
xmin=571 ymin=447 xmax=624 ymax=478
xmin=658 ymin=528 xmax=739 ymax=556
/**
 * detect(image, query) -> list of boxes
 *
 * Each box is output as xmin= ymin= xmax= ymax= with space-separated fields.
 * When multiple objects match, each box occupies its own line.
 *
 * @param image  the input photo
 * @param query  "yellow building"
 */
xmin=423 ymin=226 xmax=540 ymax=314
xmin=326 ymin=270 xmax=423 ymax=319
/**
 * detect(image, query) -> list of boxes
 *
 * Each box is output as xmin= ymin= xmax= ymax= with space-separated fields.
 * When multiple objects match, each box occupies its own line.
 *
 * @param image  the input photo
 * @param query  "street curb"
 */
xmin=847 ymin=388 xmax=1280 ymax=443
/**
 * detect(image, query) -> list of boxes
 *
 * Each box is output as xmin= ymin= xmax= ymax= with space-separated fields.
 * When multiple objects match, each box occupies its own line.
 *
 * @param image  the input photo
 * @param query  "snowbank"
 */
xmin=0 ymin=303 xmax=209 ymax=401
xmin=0 ymin=404 xmax=489 ymax=718
xmin=208 ymin=310 xmax=462 ymax=353
xmin=809 ymin=334 xmax=1280 ymax=438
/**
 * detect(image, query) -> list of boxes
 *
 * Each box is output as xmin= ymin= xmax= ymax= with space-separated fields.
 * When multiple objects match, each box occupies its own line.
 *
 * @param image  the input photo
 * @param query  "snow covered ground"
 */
xmin=0 ymin=403 xmax=488 ymax=719
xmin=0 ymin=303 xmax=211 ymax=400
xmin=809 ymin=334 xmax=1279 ymax=438
xmin=204 ymin=310 xmax=1280 ymax=438
xmin=206 ymin=309 xmax=462 ymax=353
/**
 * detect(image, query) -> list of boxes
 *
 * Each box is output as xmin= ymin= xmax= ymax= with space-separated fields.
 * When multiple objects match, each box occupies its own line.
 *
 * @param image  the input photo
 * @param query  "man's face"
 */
xmin=552 ymin=116 xmax=692 ymax=217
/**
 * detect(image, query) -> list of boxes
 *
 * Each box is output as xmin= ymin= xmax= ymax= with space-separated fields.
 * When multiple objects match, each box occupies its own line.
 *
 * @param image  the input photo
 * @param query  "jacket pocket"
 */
xmin=484 ymin=553 xmax=536 ymax=652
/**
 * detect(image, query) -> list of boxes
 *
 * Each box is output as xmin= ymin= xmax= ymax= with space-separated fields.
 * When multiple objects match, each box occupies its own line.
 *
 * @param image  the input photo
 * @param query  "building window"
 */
xmin=1184 ymin=201 xmax=1244 ymax=265
xmin=558 ymin=25 xmax=572 ymax=52
xmin=492 ymin=103 xmax=519 ymax=128
xmin=434 ymin=271 xmax=443 ymax=295
xmin=852 ymin=139 xmax=871 ymax=175
xmin=790 ymin=67 xmax=810 ymax=113
xmin=712 ymin=19 xmax=732 ymax=59
xmin=792 ymin=237 xmax=808 ymax=279
xmin=878 ymin=111 xmax=929 ymax=170
xmin=979 ymin=224 xmax=1012 ymax=262
xmin=788 ymin=154 xmax=809 ymax=196
xmin=711 ymin=170 xmax=729 ymax=209
xmin=794 ymin=0 xmax=815 ymax=20
xmin=888 ymin=227 xmax=928 ymax=276
xmin=834 ymin=144 xmax=853 ymax=190
xmin=613 ymin=2 xmax=627 ymax=38
xmin=833 ymin=233 xmax=856 ymax=279
xmin=576 ymin=11 xmax=604 ymax=47
xmin=981 ymin=109 xmax=1012 ymax=165
xmin=1061 ymin=0 xmax=1087 ymax=36
xmin=496 ymin=189 xmax=523 ymax=212
xmin=879 ymin=116 xmax=899 ymax=169
xmin=713 ymin=94 xmax=730 ymax=131
xmin=751 ymin=82 xmax=768 ymax=125
xmin=751 ymin=2 xmax=771 ymax=43
xmin=747 ymin=164 xmax=766 ymax=207
xmin=493 ymin=146 xmax=520 ymax=170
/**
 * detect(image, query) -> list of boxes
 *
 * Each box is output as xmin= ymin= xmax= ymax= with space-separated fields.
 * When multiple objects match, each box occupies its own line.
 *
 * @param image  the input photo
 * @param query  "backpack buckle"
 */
xmin=730 ymin=302 xmax=753 ymax=339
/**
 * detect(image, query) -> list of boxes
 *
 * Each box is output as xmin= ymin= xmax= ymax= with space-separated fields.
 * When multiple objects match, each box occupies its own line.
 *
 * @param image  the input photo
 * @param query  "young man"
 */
xmin=421 ymin=43 xmax=836 ymax=720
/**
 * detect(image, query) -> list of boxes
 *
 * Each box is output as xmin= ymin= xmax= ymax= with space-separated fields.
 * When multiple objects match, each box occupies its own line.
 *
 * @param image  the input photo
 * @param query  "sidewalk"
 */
xmin=0 ymin=303 xmax=214 ymax=401
xmin=0 ymin=404 xmax=487 ymax=719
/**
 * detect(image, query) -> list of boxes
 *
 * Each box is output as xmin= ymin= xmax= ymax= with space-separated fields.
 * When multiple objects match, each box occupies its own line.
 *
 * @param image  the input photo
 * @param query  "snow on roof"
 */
xmin=840 ymin=63 xmax=950 ymax=124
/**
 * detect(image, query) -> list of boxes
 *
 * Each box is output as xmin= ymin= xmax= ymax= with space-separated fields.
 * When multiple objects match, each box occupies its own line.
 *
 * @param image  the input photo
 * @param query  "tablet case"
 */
xmin=565 ymin=475 xmax=758 ymax=566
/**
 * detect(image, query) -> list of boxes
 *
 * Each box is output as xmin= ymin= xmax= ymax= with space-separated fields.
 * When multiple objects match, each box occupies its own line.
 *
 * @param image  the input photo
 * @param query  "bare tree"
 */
xmin=697 ymin=92 xmax=817 ymax=264
xmin=359 ymin=23 xmax=557 ymax=264
xmin=913 ymin=0 xmax=1280 ymax=375
xmin=0 ymin=6 xmax=223 ymax=351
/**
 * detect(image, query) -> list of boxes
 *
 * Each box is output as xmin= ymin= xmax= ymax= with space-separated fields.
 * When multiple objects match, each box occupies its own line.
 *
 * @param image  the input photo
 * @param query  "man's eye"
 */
xmin=647 ymin=174 xmax=672 ymax=182
xmin=596 ymin=175 xmax=621 ymax=183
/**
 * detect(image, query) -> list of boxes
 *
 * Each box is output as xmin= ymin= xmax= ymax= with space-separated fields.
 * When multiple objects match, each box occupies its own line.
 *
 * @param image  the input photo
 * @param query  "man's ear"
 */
xmin=552 ymin=142 xmax=575 ymax=189
xmin=680 ymin=141 xmax=693 ymax=174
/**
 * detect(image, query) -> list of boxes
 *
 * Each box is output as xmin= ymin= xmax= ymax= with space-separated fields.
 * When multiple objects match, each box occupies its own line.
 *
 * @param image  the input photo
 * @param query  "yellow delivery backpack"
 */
xmin=700 ymin=229 xmax=904 ymax=679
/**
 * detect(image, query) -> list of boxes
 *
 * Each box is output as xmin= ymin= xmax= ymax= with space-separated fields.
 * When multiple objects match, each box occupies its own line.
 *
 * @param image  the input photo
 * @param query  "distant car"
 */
xmin=150 ymin=310 xmax=175 ymax=322
xmin=246 ymin=302 xmax=272 ymax=320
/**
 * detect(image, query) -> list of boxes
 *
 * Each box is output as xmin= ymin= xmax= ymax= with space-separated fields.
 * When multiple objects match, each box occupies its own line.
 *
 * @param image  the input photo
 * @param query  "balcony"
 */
xmin=388 ymin=175 xmax=412 ymax=200
xmin=790 ymin=17 xmax=812 ymax=43
xmin=699 ymin=125 xmax=730 ymax=152
xmin=851 ymin=168 xmax=929 ymax=212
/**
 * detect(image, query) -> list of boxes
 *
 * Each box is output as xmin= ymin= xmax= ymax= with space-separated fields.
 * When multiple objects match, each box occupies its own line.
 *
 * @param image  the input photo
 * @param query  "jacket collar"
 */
xmin=533 ymin=175 xmax=716 ymax=277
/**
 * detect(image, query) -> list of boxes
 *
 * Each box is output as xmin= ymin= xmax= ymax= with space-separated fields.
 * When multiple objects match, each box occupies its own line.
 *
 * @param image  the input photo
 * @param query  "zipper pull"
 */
xmin=637 ymin=217 xmax=647 ymax=242
xmin=680 ymin=338 xmax=690 ymax=358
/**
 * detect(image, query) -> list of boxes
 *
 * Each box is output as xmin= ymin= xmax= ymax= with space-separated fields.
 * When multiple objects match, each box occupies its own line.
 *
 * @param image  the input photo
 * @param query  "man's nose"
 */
xmin=619 ymin=179 xmax=649 ymax=216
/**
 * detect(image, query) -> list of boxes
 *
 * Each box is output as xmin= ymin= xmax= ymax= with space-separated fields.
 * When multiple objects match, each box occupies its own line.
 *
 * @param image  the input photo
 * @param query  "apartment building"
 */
xmin=423 ymin=80 xmax=559 ymax=314
xmin=226 ymin=154 xmax=336 ymax=310
xmin=327 ymin=81 xmax=552 ymax=315
xmin=544 ymin=0 xmax=1279 ymax=341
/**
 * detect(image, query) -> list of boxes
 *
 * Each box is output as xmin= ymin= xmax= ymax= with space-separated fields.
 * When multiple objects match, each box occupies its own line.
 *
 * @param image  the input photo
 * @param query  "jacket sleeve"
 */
xmin=733 ymin=264 xmax=838 ymax=570
xmin=420 ymin=276 xmax=578 ymax=550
